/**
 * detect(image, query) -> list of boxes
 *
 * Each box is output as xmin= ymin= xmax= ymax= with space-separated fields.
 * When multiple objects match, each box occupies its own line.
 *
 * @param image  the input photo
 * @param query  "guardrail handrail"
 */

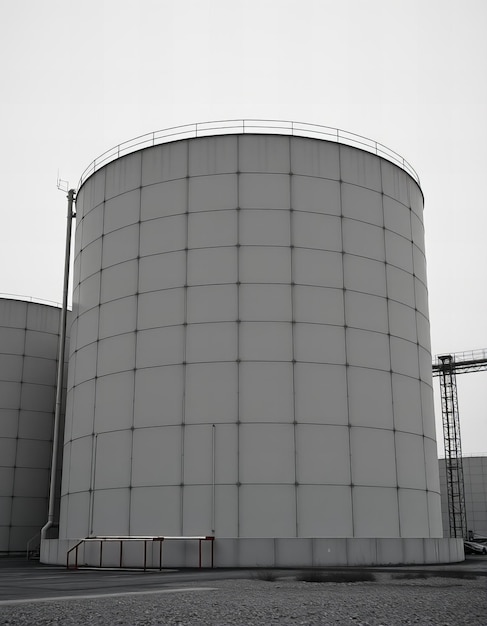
xmin=66 ymin=535 xmax=215 ymax=570
xmin=77 ymin=119 xmax=420 ymax=190
xmin=433 ymin=348 xmax=487 ymax=367
xmin=0 ymin=293 xmax=62 ymax=308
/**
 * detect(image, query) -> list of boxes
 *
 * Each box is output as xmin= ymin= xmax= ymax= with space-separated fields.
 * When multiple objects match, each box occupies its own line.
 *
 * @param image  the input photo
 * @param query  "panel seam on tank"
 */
xmin=9 ymin=304 xmax=28 ymax=551
xmin=289 ymin=136 xmax=299 ymax=538
xmin=180 ymin=140 xmax=190 ymax=536
xmin=126 ymin=161 xmax=143 ymax=536
xmin=338 ymin=144 xmax=354 ymax=537
xmin=85 ymin=171 xmax=104 ymax=537
xmin=380 ymin=157 xmax=402 ymax=537
xmin=409 ymin=169 xmax=432 ymax=537
xmin=236 ymin=134 xmax=241 ymax=539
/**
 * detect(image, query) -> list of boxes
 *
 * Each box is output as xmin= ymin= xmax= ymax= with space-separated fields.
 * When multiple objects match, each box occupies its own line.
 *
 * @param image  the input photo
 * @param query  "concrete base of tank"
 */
xmin=42 ymin=537 xmax=464 ymax=568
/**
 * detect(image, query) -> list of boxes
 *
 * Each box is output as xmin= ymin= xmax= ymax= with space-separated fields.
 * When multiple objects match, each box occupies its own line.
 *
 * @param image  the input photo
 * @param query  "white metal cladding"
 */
xmin=61 ymin=133 xmax=441 ymax=544
xmin=0 ymin=298 xmax=63 ymax=552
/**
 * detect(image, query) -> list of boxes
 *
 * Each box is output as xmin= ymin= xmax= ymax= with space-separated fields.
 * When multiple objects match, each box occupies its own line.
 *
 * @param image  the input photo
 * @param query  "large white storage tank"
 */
xmin=51 ymin=124 xmax=462 ymax=566
xmin=0 ymin=297 xmax=62 ymax=553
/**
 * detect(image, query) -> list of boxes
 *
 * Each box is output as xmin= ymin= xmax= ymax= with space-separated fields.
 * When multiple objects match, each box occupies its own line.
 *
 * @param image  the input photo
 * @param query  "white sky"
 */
xmin=1 ymin=0 xmax=486 ymax=455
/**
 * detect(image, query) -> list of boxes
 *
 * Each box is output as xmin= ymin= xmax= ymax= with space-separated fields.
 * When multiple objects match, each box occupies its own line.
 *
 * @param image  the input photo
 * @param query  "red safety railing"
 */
xmin=66 ymin=535 xmax=215 ymax=570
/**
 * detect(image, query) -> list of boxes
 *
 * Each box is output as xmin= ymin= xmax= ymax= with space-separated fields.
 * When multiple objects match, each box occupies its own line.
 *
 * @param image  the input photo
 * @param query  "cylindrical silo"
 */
xmin=0 ymin=297 xmax=64 ymax=553
xmin=51 ymin=125 xmax=462 ymax=566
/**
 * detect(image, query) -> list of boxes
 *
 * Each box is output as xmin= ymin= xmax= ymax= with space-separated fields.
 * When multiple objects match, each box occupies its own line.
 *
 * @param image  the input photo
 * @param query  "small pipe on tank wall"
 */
xmin=89 ymin=434 xmax=98 ymax=535
xmin=211 ymin=424 xmax=216 ymax=535
xmin=41 ymin=189 xmax=76 ymax=542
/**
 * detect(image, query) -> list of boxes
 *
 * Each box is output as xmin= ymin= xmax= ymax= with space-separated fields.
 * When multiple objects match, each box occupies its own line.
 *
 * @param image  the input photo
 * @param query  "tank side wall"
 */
xmin=60 ymin=134 xmax=441 ymax=545
xmin=0 ymin=299 xmax=64 ymax=552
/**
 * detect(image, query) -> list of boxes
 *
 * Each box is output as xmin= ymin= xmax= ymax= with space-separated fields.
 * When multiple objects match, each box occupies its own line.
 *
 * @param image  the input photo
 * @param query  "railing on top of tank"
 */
xmin=77 ymin=119 xmax=420 ymax=190
xmin=0 ymin=292 xmax=62 ymax=308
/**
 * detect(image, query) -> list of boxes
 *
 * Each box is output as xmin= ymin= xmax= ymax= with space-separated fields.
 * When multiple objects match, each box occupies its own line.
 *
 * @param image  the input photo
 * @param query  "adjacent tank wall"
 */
xmin=0 ymin=298 xmax=62 ymax=553
xmin=439 ymin=456 xmax=487 ymax=538
xmin=58 ymin=132 xmax=443 ymax=554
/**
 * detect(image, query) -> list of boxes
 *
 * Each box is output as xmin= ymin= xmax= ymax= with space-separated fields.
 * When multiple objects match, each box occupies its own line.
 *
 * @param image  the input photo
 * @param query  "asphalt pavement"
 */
xmin=1 ymin=555 xmax=486 ymax=604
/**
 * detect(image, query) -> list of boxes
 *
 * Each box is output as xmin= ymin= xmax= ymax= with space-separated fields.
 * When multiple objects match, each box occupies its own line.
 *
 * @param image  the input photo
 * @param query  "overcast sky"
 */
xmin=1 ymin=0 xmax=486 ymax=455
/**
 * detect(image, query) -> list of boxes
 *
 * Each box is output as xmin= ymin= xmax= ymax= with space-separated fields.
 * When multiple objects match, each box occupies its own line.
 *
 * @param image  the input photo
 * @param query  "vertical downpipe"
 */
xmin=41 ymin=189 xmax=76 ymax=541
xmin=211 ymin=424 xmax=216 ymax=534
xmin=88 ymin=434 xmax=98 ymax=535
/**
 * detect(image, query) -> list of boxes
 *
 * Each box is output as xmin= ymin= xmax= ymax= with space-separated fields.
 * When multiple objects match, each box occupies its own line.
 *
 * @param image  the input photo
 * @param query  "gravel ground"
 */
xmin=1 ymin=573 xmax=486 ymax=625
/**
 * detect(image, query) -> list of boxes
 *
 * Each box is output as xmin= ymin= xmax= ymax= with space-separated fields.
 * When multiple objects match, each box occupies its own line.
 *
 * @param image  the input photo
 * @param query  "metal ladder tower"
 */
xmin=432 ymin=349 xmax=487 ymax=538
